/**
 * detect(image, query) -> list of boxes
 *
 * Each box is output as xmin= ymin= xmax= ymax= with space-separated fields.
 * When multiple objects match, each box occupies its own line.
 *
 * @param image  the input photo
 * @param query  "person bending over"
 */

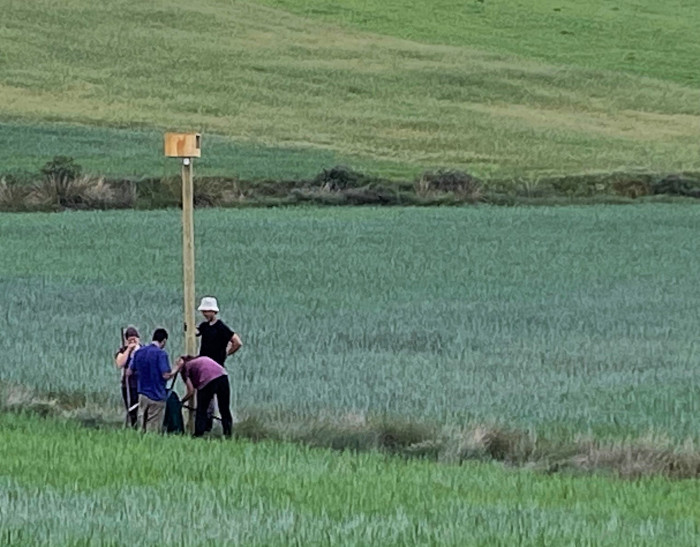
xmin=177 ymin=355 xmax=233 ymax=438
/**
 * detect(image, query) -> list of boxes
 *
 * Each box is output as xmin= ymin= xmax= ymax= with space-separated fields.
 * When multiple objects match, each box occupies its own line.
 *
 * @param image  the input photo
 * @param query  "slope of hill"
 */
xmin=261 ymin=0 xmax=700 ymax=84
xmin=1 ymin=0 xmax=699 ymax=179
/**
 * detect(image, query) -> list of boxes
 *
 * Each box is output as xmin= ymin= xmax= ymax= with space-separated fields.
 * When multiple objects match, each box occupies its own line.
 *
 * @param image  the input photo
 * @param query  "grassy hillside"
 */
xmin=262 ymin=0 xmax=700 ymax=84
xmin=1 ymin=0 xmax=699 ymax=179
xmin=3 ymin=413 xmax=700 ymax=545
xmin=0 ymin=121 xmax=407 ymax=179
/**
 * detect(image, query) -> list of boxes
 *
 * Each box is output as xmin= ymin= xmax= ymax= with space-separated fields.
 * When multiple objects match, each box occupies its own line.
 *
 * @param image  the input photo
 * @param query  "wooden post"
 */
xmin=181 ymin=157 xmax=196 ymax=433
xmin=164 ymin=132 xmax=201 ymax=434
xmin=181 ymin=157 xmax=197 ymax=356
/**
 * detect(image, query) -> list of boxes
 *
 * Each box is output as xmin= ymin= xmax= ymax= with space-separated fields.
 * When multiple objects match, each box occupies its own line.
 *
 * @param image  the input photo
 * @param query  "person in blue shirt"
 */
xmin=127 ymin=328 xmax=177 ymax=432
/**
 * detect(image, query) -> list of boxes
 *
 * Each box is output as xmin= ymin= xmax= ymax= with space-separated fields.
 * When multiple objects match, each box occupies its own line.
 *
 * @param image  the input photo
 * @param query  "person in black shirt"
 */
xmin=197 ymin=296 xmax=242 ymax=366
xmin=197 ymin=296 xmax=242 ymax=432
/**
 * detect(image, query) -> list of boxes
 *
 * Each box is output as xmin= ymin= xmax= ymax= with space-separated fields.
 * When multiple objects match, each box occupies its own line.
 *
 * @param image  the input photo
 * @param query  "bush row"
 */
xmin=1 ymin=157 xmax=699 ymax=211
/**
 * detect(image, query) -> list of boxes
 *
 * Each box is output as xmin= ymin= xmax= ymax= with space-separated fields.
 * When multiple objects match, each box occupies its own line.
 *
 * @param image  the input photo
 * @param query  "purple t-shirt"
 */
xmin=181 ymin=356 xmax=227 ymax=390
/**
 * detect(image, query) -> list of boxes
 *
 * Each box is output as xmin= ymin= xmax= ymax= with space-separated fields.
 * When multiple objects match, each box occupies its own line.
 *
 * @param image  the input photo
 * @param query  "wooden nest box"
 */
xmin=164 ymin=132 xmax=201 ymax=158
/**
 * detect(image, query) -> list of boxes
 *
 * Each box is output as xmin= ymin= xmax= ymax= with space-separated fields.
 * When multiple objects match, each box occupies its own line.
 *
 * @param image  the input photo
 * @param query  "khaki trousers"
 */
xmin=138 ymin=394 xmax=165 ymax=433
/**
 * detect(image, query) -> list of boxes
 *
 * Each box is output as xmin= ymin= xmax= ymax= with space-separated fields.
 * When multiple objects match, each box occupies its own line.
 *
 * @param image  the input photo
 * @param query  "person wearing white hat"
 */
xmin=196 ymin=296 xmax=242 ymax=367
xmin=196 ymin=296 xmax=242 ymax=432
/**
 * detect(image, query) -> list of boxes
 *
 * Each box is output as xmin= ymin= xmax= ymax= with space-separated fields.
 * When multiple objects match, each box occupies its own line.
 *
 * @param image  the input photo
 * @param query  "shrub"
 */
xmin=416 ymin=169 xmax=482 ymax=202
xmin=30 ymin=174 xmax=120 ymax=209
xmin=0 ymin=171 xmax=34 ymax=210
xmin=312 ymin=165 xmax=374 ymax=191
xmin=611 ymin=178 xmax=651 ymax=198
xmin=37 ymin=156 xmax=84 ymax=206
xmin=652 ymin=174 xmax=700 ymax=198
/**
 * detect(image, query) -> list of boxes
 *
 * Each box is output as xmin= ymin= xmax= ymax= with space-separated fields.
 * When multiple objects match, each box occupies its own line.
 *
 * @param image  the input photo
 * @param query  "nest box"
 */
xmin=164 ymin=132 xmax=201 ymax=158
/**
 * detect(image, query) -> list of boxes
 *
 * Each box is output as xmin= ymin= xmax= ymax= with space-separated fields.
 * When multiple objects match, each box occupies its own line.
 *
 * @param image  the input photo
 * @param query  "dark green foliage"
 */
xmin=40 ymin=156 xmax=82 ymax=184
xmin=3 ymin=164 xmax=700 ymax=211
xmin=33 ymin=156 xmax=86 ymax=208
xmin=652 ymin=174 xmax=700 ymax=198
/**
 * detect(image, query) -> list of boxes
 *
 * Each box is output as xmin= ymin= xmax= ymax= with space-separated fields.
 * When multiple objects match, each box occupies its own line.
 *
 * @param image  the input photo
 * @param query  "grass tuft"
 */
xmin=574 ymin=438 xmax=700 ymax=479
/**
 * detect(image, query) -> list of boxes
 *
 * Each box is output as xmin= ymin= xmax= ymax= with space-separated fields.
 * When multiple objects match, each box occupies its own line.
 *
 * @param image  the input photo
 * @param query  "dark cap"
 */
xmin=152 ymin=328 xmax=168 ymax=343
xmin=125 ymin=326 xmax=140 ymax=339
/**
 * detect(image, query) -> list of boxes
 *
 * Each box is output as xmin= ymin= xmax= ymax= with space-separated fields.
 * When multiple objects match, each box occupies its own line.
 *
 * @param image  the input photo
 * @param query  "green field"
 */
xmin=2 ymin=205 xmax=699 ymax=441
xmin=3 ymin=1 xmax=700 ymax=543
xmin=2 ymin=412 xmax=700 ymax=545
xmin=0 ymin=121 xmax=410 ymax=180
xmin=1 ymin=0 xmax=699 ymax=179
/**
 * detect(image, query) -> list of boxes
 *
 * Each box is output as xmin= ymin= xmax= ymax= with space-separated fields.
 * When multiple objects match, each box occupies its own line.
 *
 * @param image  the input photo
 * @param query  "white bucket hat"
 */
xmin=197 ymin=296 xmax=220 ymax=312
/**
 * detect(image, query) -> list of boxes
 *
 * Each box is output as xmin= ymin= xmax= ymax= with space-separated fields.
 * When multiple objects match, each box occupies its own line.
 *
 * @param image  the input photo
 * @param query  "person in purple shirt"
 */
xmin=176 ymin=355 xmax=233 ymax=437
xmin=127 ymin=328 xmax=177 ymax=432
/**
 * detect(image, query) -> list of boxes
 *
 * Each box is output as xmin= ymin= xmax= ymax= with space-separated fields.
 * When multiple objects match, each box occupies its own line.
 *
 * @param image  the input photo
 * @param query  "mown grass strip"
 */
xmin=1 ymin=412 xmax=700 ymax=545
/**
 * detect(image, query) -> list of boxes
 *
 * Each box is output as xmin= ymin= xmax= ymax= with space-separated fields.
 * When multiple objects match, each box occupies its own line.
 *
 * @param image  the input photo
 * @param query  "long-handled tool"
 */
xmin=182 ymin=404 xmax=222 ymax=422
xmin=119 ymin=326 xmax=133 ymax=428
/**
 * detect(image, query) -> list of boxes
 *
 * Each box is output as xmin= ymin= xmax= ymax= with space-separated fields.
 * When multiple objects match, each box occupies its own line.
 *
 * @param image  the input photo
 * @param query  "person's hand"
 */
xmin=127 ymin=341 xmax=138 ymax=352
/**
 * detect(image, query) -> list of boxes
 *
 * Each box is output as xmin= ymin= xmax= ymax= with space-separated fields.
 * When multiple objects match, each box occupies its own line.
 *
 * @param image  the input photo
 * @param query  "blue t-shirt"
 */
xmin=129 ymin=343 xmax=170 ymax=401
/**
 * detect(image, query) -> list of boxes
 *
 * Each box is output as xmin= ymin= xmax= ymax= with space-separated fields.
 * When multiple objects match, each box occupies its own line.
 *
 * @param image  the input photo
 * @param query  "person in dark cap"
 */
xmin=114 ymin=325 xmax=142 ymax=427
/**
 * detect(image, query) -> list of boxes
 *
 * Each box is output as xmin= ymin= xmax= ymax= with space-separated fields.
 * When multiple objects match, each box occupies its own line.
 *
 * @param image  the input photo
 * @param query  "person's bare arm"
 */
xmin=161 ymin=356 xmax=181 ymax=380
xmin=227 ymin=333 xmax=242 ymax=356
xmin=115 ymin=346 xmax=132 ymax=369
xmin=115 ymin=341 xmax=139 ymax=369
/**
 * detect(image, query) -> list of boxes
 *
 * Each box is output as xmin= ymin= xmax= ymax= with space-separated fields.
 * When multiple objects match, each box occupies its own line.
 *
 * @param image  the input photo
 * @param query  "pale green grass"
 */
xmin=1 ymin=0 xmax=699 ymax=178
xmin=1 ymin=206 xmax=699 ymax=441
xmin=262 ymin=0 xmax=700 ymax=84
xmin=1 ymin=413 xmax=699 ymax=545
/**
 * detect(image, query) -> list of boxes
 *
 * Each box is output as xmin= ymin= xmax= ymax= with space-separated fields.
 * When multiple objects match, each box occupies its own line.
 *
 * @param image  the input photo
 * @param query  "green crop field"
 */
xmin=2 ymin=205 xmax=699 ymax=441
xmin=3 ymin=1 xmax=700 ymax=543
xmin=1 ymin=0 xmax=699 ymax=179
xmin=2 ymin=412 xmax=700 ymax=545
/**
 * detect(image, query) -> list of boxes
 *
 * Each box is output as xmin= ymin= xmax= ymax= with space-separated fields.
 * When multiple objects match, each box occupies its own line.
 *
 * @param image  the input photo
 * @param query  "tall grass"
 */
xmin=1 ymin=206 xmax=699 ymax=441
xmin=1 ymin=413 xmax=700 ymax=545
xmin=1 ymin=0 xmax=699 ymax=178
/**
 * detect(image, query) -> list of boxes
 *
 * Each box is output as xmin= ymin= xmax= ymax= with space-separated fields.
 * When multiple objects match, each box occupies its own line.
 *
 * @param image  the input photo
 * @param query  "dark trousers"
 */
xmin=121 ymin=383 xmax=138 ymax=427
xmin=195 ymin=375 xmax=232 ymax=437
